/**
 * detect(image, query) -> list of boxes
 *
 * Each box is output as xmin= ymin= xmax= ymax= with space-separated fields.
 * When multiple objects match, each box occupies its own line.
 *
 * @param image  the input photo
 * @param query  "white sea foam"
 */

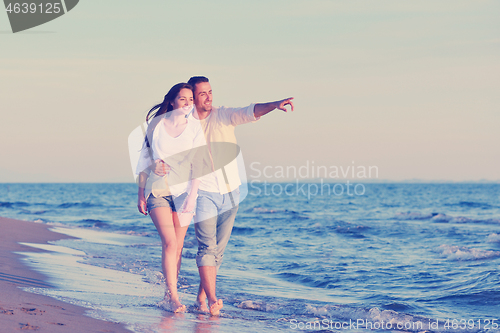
xmin=487 ymin=233 xmax=500 ymax=243
xmin=49 ymin=227 xmax=150 ymax=246
xmin=249 ymin=207 xmax=289 ymax=214
xmin=236 ymin=300 xmax=278 ymax=312
xmin=434 ymin=245 xmax=500 ymax=261
xmin=395 ymin=212 xmax=499 ymax=225
xmin=18 ymin=242 xmax=86 ymax=256
xmin=394 ymin=212 xmax=434 ymax=220
xmin=431 ymin=213 xmax=453 ymax=222
xmin=452 ymin=216 xmax=473 ymax=223
xmin=303 ymin=305 xmax=481 ymax=333
xmin=304 ymin=305 xmax=432 ymax=331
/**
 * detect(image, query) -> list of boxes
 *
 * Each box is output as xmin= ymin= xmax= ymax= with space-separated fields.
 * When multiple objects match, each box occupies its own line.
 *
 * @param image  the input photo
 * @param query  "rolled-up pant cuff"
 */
xmin=196 ymin=253 xmax=216 ymax=267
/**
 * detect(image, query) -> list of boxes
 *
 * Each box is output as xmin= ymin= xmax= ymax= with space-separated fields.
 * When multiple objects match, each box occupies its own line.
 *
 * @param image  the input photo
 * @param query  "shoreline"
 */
xmin=0 ymin=216 xmax=132 ymax=333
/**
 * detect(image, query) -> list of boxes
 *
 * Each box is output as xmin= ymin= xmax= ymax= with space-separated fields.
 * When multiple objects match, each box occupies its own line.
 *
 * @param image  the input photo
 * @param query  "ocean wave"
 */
xmin=232 ymin=226 xmax=257 ymax=235
xmin=394 ymin=212 xmax=500 ymax=225
xmin=303 ymin=221 xmax=370 ymax=238
xmin=305 ymin=305 xmax=427 ymax=330
xmin=113 ymin=229 xmax=157 ymax=237
xmin=453 ymin=217 xmax=500 ymax=224
xmin=244 ymin=206 xmax=299 ymax=215
xmin=431 ymin=213 xmax=454 ymax=222
xmin=0 ymin=201 xmax=30 ymax=208
xmin=142 ymin=270 xmax=164 ymax=286
xmin=236 ymin=300 xmax=278 ymax=312
xmin=243 ymin=206 xmax=310 ymax=220
xmin=451 ymin=216 xmax=474 ymax=223
xmin=447 ymin=201 xmax=493 ymax=209
xmin=77 ymin=219 xmax=108 ymax=227
xmin=58 ymin=202 xmax=100 ymax=208
xmin=436 ymin=289 xmax=500 ymax=305
xmin=434 ymin=245 xmax=500 ymax=261
xmin=304 ymin=305 xmax=479 ymax=333
xmin=274 ymin=272 xmax=340 ymax=289
xmin=487 ymin=233 xmax=500 ymax=243
xmin=394 ymin=212 xmax=435 ymax=220
xmin=20 ymin=209 xmax=49 ymax=215
xmin=181 ymin=250 xmax=196 ymax=259
xmin=382 ymin=302 xmax=413 ymax=312
xmin=332 ymin=223 xmax=369 ymax=236
xmin=31 ymin=218 xmax=54 ymax=224
xmin=431 ymin=214 xmax=476 ymax=223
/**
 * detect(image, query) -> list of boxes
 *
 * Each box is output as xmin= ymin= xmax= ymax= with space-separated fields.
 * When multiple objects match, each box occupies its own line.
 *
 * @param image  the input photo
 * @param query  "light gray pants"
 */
xmin=194 ymin=189 xmax=240 ymax=268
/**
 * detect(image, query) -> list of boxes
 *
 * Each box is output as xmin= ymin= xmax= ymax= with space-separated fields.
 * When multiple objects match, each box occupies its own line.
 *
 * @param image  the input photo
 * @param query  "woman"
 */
xmin=136 ymin=83 xmax=205 ymax=312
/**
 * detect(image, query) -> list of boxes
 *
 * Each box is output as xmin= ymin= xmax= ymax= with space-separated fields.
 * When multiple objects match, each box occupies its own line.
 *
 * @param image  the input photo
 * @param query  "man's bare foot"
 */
xmin=209 ymin=299 xmax=223 ymax=316
xmin=195 ymin=300 xmax=209 ymax=313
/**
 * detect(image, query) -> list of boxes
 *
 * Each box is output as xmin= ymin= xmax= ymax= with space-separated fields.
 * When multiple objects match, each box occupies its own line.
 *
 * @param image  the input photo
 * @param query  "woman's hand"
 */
xmin=138 ymin=194 xmax=148 ymax=215
xmin=181 ymin=193 xmax=197 ymax=214
xmin=152 ymin=159 xmax=171 ymax=176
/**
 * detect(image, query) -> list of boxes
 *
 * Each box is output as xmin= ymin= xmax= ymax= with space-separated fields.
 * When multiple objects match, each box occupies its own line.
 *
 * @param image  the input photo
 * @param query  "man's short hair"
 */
xmin=188 ymin=76 xmax=209 ymax=92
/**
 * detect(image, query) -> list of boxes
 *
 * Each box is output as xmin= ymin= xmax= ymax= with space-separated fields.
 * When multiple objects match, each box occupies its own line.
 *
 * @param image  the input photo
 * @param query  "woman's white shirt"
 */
xmin=136 ymin=115 xmax=206 ymax=198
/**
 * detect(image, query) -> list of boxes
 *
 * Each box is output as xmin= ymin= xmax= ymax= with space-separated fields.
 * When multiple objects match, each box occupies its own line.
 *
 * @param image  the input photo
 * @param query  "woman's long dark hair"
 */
xmin=143 ymin=83 xmax=193 ymax=149
xmin=146 ymin=83 xmax=193 ymax=122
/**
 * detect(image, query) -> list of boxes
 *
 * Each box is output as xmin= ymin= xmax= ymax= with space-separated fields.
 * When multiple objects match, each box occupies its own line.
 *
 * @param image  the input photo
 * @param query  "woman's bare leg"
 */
xmin=149 ymin=207 xmax=185 ymax=312
xmin=173 ymin=212 xmax=192 ymax=277
xmin=177 ymin=212 xmax=209 ymax=312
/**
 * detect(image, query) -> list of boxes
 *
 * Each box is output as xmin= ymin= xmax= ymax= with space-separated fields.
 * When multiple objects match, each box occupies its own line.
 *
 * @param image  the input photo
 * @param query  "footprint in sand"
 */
xmin=19 ymin=323 xmax=40 ymax=330
xmin=0 ymin=306 xmax=14 ymax=315
xmin=43 ymin=304 xmax=66 ymax=310
xmin=21 ymin=307 xmax=45 ymax=315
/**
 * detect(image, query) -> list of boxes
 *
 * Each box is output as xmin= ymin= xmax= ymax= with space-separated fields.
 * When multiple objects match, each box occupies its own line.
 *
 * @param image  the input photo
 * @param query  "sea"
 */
xmin=0 ymin=183 xmax=499 ymax=333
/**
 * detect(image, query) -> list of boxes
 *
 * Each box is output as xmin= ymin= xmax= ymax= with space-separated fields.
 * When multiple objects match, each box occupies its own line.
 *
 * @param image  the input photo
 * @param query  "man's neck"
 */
xmin=195 ymin=109 xmax=211 ymax=120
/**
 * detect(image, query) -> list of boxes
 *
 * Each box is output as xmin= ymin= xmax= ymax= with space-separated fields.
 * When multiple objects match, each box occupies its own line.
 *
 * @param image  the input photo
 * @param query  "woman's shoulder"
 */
xmin=146 ymin=115 xmax=166 ymax=134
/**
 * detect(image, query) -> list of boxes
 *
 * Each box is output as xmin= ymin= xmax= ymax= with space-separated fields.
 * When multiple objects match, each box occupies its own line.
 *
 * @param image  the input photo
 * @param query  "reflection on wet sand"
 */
xmin=156 ymin=311 xmax=221 ymax=333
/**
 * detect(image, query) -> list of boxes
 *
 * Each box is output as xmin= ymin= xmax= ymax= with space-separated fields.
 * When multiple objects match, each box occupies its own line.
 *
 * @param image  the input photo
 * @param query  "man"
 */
xmin=157 ymin=76 xmax=293 ymax=315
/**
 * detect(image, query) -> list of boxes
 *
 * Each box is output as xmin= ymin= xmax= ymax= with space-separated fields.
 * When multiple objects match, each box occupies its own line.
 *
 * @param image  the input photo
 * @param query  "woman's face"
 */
xmin=171 ymin=88 xmax=194 ymax=114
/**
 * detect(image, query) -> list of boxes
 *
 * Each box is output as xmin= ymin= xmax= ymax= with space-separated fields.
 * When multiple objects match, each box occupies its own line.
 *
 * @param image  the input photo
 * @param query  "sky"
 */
xmin=1 ymin=0 xmax=499 ymax=182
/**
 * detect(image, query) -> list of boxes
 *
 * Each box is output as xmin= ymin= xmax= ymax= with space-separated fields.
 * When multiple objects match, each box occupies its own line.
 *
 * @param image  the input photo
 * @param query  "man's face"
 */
xmin=193 ymin=82 xmax=213 ymax=113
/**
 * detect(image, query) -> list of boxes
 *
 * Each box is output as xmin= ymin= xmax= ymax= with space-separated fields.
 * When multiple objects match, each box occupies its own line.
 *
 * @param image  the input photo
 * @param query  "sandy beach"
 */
xmin=0 ymin=216 xmax=131 ymax=333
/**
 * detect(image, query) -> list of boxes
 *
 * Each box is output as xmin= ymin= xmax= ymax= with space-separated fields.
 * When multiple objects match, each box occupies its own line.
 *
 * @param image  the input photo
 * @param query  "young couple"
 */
xmin=136 ymin=76 xmax=294 ymax=315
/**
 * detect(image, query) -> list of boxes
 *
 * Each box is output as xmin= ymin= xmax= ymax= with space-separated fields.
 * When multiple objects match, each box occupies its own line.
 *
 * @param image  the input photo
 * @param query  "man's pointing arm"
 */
xmin=254 ymin=97 xmax=294 ymax=118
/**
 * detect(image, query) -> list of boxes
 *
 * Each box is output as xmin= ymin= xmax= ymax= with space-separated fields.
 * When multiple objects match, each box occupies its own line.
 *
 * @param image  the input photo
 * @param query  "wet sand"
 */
xmin=0 ymin=216 xmax=131 ymax=333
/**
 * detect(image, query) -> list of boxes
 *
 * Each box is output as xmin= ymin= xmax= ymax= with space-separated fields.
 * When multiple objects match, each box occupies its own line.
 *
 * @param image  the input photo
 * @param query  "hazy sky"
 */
xmin=1 ymin=0 xmax=499 ymax=182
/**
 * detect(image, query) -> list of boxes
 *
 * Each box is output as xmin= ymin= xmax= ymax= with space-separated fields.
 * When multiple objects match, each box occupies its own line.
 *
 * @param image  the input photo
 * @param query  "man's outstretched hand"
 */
xmin=275 ymin=97 xmax=294 ymax=112
xmin=254 ymin=97 xmax=295 ymax=118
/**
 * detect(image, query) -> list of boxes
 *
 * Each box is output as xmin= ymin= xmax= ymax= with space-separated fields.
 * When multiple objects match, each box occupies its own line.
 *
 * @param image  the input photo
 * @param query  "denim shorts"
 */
xmin=146 ymin=192 xmax=195 ymax=214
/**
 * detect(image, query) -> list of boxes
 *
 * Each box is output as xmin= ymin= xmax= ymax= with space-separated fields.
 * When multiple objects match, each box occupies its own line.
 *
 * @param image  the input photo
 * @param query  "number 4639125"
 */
xmin=6 ymin=3 xmax=62 ymax=14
